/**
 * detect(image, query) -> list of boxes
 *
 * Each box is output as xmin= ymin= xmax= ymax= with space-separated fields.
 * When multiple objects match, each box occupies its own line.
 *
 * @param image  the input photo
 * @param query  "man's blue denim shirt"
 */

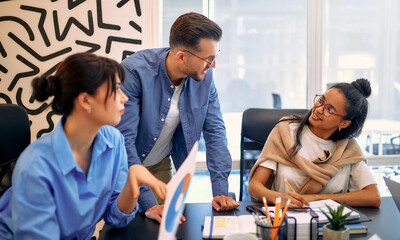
xmin=116 ymin=48 xmax=232 ymax=211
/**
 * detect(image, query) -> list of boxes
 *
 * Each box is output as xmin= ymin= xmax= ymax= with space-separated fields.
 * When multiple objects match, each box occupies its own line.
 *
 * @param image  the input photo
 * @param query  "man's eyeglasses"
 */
xmin=313 ymin=94 xmax=345 ymax=117
xmin=182 ymin=50 xmax=219 ymax=67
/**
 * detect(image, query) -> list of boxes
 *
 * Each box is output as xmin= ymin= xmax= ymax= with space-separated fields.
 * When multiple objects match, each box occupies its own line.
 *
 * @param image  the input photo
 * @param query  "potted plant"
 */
xmin=321 ymin=203 xmax=352 ymax=240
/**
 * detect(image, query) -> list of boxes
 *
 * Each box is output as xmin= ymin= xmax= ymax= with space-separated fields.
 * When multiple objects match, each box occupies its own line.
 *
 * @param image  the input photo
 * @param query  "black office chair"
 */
xmin=272 ymin=93 xmax=282 ymax=109
xmin=0 ymin=104 xmax=30 ymax=196
xmin=390 ymin=135 xmax=400 ymax=154
xmin=365 ymin=134 xmax=400 ymax=155
xmin=239 ymin=108 xmax=309 ymax=201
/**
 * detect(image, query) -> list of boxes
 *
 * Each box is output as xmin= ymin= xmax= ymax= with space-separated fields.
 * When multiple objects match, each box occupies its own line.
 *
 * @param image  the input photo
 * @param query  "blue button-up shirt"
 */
xmin=0 ymin=118 xmax=137 ymax=240
xmin=116 ymin=48 xmax=232 ymax=211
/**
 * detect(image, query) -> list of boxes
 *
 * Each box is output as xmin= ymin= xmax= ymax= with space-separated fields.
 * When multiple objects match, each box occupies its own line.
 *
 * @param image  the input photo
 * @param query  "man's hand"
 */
xmin=212 ymin=195 xmax=240 ymax=211
xmin=145 ymin=204 xmax=186 ymax=224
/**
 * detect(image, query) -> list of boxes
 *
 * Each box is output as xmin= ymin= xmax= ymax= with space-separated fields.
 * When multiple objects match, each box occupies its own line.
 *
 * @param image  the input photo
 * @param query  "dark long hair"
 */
xmin=169 ymin=12 xmax=222 ymax=52
xmin=32 ymin=52 xmax=125 ymax=116
xmin=281 ymin=78 xmax=371 ymax=157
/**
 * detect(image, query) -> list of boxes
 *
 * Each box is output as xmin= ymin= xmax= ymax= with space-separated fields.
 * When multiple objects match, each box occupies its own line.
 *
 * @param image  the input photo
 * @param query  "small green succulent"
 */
xmin=320 ymin=203 xmax=352 ymax=230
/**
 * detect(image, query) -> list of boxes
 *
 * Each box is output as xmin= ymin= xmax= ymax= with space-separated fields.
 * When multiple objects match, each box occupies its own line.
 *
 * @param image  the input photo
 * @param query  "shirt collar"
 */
xmin=52 ymin=117 xmax=115 ymax=175
xmin=160 ymin=48 xmax=171 ymax=85
xmin=162 ymin=48 xmax=190 ymax=92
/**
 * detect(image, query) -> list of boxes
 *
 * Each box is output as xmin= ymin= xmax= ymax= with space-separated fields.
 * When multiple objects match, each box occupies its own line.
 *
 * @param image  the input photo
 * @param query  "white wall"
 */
xmin=0 ymin=0 xmax=159 ymax=141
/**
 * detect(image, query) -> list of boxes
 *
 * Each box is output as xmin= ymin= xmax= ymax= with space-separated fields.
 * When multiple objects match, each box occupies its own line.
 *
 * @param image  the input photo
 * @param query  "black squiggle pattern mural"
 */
xmin=97 ymin=0 xmax=120 ymax=30
xmin=0 ymin=1 xmax=144 ymax=140
xmin=20 ymin=5 xmax=50 ymax=47
xmin=9 ymin=55 xmax=40 ymax=91
xmin=53 ymin=10 xmax=94 ymax=41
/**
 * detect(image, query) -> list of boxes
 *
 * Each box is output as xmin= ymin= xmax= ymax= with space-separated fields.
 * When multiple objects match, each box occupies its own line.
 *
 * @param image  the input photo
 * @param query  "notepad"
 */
xmin=307 ymin=199 xmax=360 ymax=224
xmin=202 ymin=215 xmax=257 ymax=239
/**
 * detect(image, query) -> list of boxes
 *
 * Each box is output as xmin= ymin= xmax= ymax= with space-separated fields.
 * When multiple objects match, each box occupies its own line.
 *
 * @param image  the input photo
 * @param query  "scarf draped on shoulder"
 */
xmin=248 ymin=118 xmax=365 ymax=194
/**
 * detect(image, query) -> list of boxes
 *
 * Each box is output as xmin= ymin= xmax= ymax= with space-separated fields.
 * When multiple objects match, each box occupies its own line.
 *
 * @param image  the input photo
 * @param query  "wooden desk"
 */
xmin=99 ymin=197 xmax=400 ymax=240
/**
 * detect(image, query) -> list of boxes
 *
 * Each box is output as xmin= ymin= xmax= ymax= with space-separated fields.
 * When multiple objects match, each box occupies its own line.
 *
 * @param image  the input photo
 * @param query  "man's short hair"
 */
xmin=169 ymin=12 xmax=222 ymax=51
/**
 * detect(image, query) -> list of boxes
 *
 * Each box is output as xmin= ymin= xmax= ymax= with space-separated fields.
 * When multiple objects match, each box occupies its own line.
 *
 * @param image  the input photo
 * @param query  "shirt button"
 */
xmin=161 ymin=118 xmax=165 ymax=122
xmin=170 ymin=85 xmax=174 ymax=88
xmin=141 ymin=154 xmax=145 ymax=157
xmin=168 ymin=98 xmax=171 ymax=101
xmin=154 ymin=138 xmax=157 ymax=141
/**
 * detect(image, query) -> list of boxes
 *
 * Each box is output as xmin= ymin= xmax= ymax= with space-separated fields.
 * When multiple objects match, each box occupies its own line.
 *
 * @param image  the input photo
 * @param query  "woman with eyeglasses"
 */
xmin=248 ymin=78 xmax=381 ymax=208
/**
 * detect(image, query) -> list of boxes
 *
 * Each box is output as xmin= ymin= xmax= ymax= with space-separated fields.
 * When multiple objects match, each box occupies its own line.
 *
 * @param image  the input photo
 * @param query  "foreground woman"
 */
xmin=0 ymin=52 xmax=166 ymax=239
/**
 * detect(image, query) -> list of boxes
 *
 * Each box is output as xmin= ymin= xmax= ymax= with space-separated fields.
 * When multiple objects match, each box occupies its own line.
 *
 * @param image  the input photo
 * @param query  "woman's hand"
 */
xmin=128 ymin=164 xmax=167 ymax=200
xmin=118 ymin=164 xmax=167 ymax=214
xmin=278 ymin=192 xmax=310 ymax=208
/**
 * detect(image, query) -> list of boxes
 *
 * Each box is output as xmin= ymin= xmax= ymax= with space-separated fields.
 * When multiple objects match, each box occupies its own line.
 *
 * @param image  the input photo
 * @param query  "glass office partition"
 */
xmin=322 ymin=1 xmax=400 ymax=157
xmin=322 ymin=0 xmax=400 ymax=196
xmin=162 ymin=0 xmax=308 ymax=160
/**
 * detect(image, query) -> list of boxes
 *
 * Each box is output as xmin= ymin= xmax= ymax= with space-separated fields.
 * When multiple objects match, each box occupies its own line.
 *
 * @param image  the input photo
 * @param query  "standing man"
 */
xmin=116 ymin=12 xmax=239 ymax=223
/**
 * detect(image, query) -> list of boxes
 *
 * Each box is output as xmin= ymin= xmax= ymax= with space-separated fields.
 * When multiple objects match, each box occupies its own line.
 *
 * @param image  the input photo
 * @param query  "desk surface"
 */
xmin=100 ymin=197 xmax=400 ymax=240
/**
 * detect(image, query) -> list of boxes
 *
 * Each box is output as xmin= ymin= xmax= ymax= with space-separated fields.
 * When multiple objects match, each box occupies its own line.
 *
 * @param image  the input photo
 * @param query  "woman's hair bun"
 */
xmin=351 ymin=78 xmax=371 ymax=98
xmin=31 ymin=74 xmax=59 ymax=101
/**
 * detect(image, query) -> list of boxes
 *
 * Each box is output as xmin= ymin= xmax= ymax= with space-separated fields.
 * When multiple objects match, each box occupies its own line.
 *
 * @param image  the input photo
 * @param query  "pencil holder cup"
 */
xmin=255 ymin=217 xmax=287 ymax=240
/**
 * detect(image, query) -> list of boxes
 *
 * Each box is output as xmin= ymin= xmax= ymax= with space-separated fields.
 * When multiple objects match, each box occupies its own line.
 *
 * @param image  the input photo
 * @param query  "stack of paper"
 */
xmin=308 ymin=199 xmax=360 ymax=224
xmin=261 ymin=199 xmax=360 ymax=240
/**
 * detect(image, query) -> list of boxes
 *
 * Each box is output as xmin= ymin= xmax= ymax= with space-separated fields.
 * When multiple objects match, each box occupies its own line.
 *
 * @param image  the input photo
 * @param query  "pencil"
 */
xmin=284 ymin=178 xmax=296 ymax=193
xmin=273 ymin=197 xmax=281 ymax=227
xmin=277 ymin=199 xmax=291 ymax=226
xmin=284 ymin=178 xmax=306 ymax=207
xmin=262 ymin=196 xmax=272 ymax=223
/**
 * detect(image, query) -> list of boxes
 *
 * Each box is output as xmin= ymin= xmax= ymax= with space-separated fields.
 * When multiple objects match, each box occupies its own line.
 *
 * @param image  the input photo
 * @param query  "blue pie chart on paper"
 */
xmin=165 ymin=174 xmax=191 ymax=232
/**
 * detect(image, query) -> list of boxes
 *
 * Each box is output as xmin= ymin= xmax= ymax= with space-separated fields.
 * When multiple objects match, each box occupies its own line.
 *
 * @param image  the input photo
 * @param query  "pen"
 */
xmin=284 ymin=178 xmax=306 ymax=207
xmin=262 ymin=196 xmax=272 ymax=223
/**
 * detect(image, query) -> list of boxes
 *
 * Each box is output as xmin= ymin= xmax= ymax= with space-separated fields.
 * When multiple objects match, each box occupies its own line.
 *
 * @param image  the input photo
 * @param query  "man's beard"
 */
xmin=186 ymin=69 xmax=207 ymax=81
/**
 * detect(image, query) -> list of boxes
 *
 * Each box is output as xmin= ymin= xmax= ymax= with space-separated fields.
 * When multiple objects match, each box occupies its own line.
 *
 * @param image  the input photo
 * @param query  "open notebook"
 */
xmin=202 ymin=215 xmax=257 ymax=239
xmin=262 ymin=199 xmax=360 ymax=224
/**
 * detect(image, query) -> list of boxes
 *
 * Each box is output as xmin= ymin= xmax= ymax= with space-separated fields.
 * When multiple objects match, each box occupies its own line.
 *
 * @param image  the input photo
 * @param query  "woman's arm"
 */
xmin=303 ymin=184 xmax=381 ymax=207
xmin=248 ymin=166 xmax=309 ymax=207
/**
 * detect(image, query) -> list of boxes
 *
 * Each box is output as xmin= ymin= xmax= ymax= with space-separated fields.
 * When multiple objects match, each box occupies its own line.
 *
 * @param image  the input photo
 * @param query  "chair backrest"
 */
xmin=0 ymin=104 xmax=30 ymax=196
xmin=272 ymin=93 xmax=282 ymax=109
xmin=390 ymin=135 xmax=400 ymax=155
xmin=239 ymin=108 xmax=309 ymax=201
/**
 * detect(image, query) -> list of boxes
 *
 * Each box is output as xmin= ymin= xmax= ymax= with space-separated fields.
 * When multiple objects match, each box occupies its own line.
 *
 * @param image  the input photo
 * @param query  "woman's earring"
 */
xmin=87 ymin=107 xmax=91 ymax=114
xmin=338 ymin=127 xmax=342 ymax=131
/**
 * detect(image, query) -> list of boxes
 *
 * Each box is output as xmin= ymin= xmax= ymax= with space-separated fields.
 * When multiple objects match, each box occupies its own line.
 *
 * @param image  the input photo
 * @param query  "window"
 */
xmin=161 ymin=0 xmax=400 ymax=200
xmin=162 ymin=0 xmax=308 ymax=161
xmin=322 ymin=1 xmax=400 ymax=158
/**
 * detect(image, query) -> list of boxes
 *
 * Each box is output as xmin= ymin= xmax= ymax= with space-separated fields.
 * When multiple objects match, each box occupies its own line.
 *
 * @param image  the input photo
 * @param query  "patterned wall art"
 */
xmin=0 ymin=0 xmax=157 ymax=141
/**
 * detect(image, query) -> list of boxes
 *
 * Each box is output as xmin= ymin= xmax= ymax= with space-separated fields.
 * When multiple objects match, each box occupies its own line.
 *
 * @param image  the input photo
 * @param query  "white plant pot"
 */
xmin=322 ymin=224 xmax=349 ymax=240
